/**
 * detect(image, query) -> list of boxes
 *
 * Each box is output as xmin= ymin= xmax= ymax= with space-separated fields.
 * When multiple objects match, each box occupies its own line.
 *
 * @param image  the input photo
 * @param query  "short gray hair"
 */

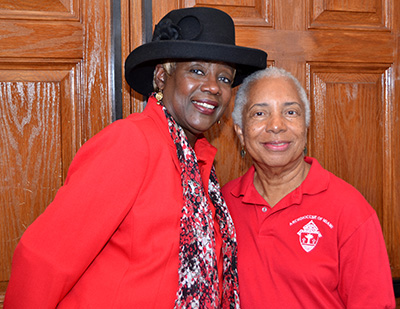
xmin=232 ymin=66 xmax=311 ymax=129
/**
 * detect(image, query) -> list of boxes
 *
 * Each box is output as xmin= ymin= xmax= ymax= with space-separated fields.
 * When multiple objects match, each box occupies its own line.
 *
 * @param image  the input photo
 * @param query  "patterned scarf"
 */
xmin=160 ymin=103 xmax=240 ymax=308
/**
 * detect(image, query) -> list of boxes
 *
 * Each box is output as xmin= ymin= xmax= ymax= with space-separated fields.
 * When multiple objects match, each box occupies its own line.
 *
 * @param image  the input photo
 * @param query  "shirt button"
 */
xmin=262 ymin=207 xmax=268 ymax=213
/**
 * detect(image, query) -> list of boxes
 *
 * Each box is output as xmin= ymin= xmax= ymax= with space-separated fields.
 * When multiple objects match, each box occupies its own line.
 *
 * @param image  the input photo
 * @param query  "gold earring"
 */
xmin=155 ymin=91 xmax=163 ymax=105
xmin=240 ymin=146 xmax=246 ymax=158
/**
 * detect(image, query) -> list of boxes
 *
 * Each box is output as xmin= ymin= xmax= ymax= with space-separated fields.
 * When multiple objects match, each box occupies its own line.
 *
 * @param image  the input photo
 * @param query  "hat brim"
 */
xmin=125 ymin=40 xmax=267 ymax=95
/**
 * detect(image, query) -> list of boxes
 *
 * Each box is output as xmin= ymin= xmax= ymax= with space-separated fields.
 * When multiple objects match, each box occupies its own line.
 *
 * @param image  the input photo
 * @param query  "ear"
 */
xmin=154 ymin=64 xmax=167 ymax=90
xmin=234 ymin=123 xmax=245 ymax=146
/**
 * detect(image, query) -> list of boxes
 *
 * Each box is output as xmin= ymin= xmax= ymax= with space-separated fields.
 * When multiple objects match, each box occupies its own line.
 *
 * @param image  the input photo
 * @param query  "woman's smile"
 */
xmin=192 ymin=99 xmax=218 ymax=114
xmin=263 ymin=141 xmax=291 ymax=151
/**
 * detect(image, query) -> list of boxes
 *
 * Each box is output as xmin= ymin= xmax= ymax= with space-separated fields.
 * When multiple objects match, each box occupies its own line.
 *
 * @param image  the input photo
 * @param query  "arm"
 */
xmin=338 ymin=213 xmax=396 ymax=308
xmin=4 ymin=120 xmax=150 ymax=308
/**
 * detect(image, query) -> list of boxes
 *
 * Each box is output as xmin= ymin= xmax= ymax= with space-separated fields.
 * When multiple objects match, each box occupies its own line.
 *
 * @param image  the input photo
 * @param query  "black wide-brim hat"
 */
xmin=125 ymin=7 xmax=267 ymax=96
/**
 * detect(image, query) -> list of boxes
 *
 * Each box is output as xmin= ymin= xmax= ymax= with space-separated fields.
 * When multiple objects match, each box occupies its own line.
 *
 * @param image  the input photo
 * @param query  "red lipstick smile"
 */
xmin=192 ymin=99 xmax=218 ymax=115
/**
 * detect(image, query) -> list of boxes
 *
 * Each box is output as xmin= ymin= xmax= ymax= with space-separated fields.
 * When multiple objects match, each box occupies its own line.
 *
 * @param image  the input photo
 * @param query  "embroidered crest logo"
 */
xmin=297 ymin=220 xmax=322 ymax=252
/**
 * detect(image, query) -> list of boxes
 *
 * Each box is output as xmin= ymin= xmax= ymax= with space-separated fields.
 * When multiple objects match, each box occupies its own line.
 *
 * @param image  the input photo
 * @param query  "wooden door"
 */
xmin=0 ymin=0 xmax=113 ymax=305
xmin=122 ymin=0 xmax=400 ymax=301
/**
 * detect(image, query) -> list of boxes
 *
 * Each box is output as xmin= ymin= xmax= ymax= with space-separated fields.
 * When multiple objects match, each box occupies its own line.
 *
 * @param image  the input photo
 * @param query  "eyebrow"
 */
xmin=247 ymin=103 xmax=268 ymax=111
xmin=284 ymin=101 xmax=302 ymax=108
xmin=247 ymin=101 xmax=301 ymax=111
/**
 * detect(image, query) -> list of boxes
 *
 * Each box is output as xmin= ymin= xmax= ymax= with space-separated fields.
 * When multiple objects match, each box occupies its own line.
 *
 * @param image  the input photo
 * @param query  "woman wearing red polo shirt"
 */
xmin=222 ymin=67 xmax=395 ymax=308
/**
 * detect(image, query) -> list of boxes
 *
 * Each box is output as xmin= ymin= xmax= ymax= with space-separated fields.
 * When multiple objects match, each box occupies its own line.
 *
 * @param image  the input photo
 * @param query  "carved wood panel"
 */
xmin=184 ymin=0 xmax=272 ymax=26
xmin=0 ymin=0 xmax=79 ymax=20
xmin=308 ymin=0 xmax=390 ymax=30
xmin=0 ymin=65 xmax=77 ymax=296
xmin=307 ymin=62 xmax=399 ymax=280
xmin=308 ymin=63 xmax=391 ymax=220
xmin=0 ymin=0 xmax=113 ymax=305
xmin=0 ymin=62 xmax=82 ymax=307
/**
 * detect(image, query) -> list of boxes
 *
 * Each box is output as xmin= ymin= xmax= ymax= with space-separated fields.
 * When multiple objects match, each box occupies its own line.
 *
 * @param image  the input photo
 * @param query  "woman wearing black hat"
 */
xmin=5 ymin=7 xmax=267 ymax=308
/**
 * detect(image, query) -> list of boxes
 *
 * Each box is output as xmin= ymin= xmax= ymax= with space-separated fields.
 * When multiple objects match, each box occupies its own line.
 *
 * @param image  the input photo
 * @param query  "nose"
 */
xmin=266 ymin=113 xmax=287 ymax=133
xmin=200 ymin=75 xmax=221 ymax=95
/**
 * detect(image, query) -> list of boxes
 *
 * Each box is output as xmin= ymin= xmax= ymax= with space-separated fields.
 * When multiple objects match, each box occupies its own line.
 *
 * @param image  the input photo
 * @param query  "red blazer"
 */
xmin=5 ymin=97 xmax=223 ymax=308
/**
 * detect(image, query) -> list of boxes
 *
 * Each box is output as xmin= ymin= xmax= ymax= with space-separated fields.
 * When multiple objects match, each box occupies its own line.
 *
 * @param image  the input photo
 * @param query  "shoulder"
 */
xmin=66 ymin=112 xmax=170 ymax=182
xmin=94 ymin=112 xmax=160 ymax=142
xmin=303 ymin=158 xmax=376 ymax=232
xmin=331 ymin=172 xmax=376 ymax=221
xmin=221 ymin=169 xmax=250 ymax=197
xmin=326 ymin=171 xmax=372 ymax=211
xmin=78 ymin=111 xmax=167 ymax=157
xmin=221 ymin=177 xmax=241 ymax=195
xmin=221 ymin=167 xmax=256 ymax=209
xmin=314 ymin=167 xmax=378 ymax=238
xmin=307 ymin=157 xmax=372 ymax=211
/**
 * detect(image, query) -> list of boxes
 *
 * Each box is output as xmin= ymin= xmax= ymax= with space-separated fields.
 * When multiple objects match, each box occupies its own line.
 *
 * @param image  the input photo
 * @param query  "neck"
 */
xmin=181 ymin=126 xmax=201 ymax=148
xmin=253 ymin=157 xmax=310 ymax=207
xmin=185 ymin=132 xmax=197 ymax=148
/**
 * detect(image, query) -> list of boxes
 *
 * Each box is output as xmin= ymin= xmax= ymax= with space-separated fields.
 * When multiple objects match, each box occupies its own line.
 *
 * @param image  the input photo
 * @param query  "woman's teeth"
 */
xmin=192 ymin=101 xmax=216 ymax=109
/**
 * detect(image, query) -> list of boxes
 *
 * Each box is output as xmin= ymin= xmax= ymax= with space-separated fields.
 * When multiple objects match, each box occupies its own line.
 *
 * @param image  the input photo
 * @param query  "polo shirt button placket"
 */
xmin=261 ymin=207 xmax=268 ymax=213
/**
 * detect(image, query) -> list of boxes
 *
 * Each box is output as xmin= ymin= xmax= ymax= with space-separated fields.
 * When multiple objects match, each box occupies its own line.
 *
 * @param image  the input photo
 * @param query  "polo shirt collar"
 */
xmin=231 ymin=157 xmax=330 ymax=208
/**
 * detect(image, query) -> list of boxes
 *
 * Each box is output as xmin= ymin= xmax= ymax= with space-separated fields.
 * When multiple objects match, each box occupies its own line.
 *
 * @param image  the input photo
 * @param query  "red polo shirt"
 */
xmin=222 ymin=157 xmax=395 ymax=308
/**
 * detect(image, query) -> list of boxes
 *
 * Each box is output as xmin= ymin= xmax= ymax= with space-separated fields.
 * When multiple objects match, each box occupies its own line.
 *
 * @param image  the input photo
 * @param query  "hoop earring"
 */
xmin=240 ymin=146 xmax=246 ymax=158
xmin=155 ymin=90 xmax=163 ymax=105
